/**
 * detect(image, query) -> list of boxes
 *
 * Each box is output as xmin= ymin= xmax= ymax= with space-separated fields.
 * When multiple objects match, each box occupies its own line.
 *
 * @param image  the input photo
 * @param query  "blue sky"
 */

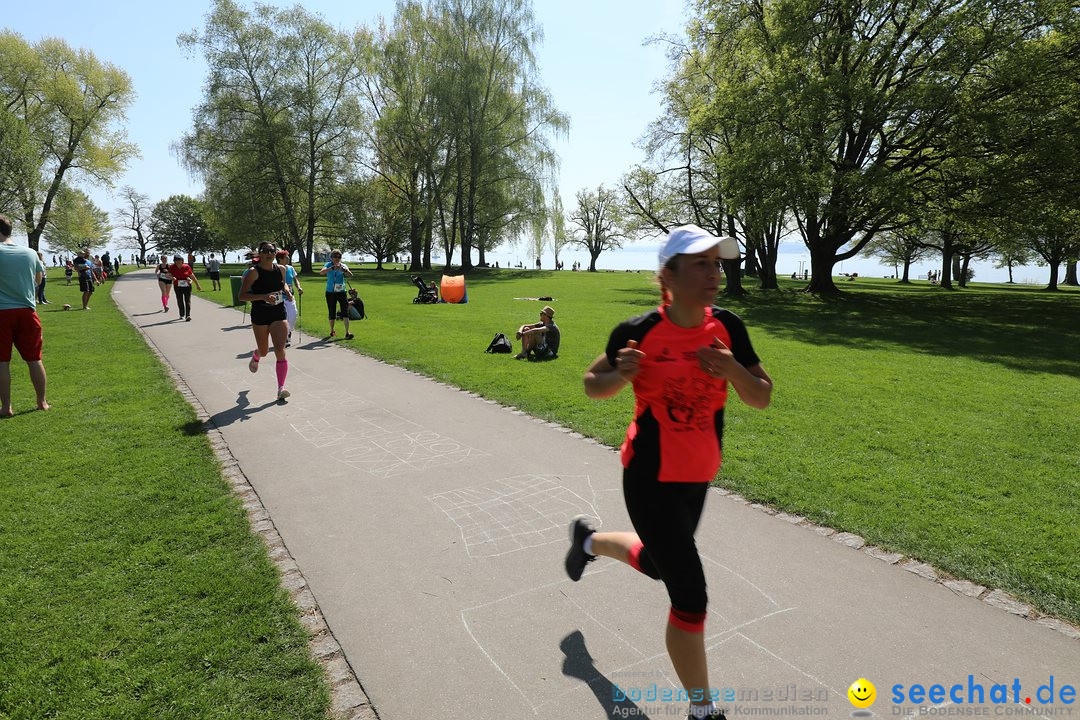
xmin=7 ymin=1 xmax=1055 ymax=282
xmin=9 ymin=0 xmax=683 ymax=233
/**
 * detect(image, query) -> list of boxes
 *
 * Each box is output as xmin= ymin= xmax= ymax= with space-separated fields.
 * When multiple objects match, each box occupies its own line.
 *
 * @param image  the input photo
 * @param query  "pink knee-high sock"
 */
xmin=162 ymin=295 xmax=169 ymax=308
xmin=275 ymin=359 xmax=288 ymax=388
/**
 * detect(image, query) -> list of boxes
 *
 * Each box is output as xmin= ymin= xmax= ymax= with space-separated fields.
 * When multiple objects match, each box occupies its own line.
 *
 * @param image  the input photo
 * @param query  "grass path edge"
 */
xmin=111 ymin=284 xmax=381 ymax=720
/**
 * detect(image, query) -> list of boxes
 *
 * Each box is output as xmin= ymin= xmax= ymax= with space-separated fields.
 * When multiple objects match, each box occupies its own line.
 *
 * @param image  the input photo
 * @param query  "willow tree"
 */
xmin=357 ymin=2 xmax=448 ymax=271
xmin=0 ymin=31 xmax=136 ymax=249
xmin=179 ymin=0 xmax=362 ymax=271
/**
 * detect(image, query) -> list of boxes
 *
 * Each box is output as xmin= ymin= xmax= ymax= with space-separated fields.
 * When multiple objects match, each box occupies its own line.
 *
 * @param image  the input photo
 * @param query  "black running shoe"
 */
xmin=687 ymin=712 xmax=725 ymax=720
xmin=565 ymin=515 xmax=597 ymax=581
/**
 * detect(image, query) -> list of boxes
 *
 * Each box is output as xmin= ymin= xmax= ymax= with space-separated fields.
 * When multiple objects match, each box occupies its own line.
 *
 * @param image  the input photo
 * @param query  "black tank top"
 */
xmin=249 ymin=264 xmax=284 ymax=306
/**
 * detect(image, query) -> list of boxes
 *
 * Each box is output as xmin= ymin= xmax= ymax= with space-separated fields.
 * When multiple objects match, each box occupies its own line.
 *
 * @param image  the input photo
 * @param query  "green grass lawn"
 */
xmin=202 ymin=265 xmax=1080 ymax=625
xmin=0 ymin=271 xmax=329 ymax=719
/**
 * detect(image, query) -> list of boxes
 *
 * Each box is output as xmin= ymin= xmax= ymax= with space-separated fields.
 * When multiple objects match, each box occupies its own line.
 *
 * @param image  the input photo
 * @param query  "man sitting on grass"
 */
xmin=515 ymin=305 xmax=560 ymax=360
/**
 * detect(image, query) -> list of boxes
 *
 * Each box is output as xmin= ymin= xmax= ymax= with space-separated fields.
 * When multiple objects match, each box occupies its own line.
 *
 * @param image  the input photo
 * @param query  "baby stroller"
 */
xmin=411 ymin=275 xmax=438 ymax=304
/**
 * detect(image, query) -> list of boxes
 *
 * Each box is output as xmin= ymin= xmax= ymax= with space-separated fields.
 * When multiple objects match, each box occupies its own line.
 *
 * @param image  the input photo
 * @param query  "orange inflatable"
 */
xmin=440 ymin=275 xmax=468 ymax=303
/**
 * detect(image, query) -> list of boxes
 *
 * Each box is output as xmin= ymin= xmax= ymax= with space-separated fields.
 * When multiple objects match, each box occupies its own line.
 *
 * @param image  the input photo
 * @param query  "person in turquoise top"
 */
xmin=0 ymin=214 xmax=50 ymax=417
xmin=318 ymin=250 xmax=353 ymax=340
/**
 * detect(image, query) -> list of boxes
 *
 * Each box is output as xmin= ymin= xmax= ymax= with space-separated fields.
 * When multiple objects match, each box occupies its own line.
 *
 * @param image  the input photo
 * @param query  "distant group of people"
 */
xmin=928 ymin=269 xmax=940 ymax=284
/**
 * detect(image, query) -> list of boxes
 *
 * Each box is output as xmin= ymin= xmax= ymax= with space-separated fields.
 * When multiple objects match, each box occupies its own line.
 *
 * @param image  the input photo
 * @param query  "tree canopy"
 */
xmin=0 ymin=30 xmax=136 ymax=250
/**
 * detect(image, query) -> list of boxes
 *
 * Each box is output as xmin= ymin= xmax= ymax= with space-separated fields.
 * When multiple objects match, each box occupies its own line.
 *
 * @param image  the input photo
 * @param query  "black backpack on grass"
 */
xmin=485 ymin=332 xmax=513 ymax=354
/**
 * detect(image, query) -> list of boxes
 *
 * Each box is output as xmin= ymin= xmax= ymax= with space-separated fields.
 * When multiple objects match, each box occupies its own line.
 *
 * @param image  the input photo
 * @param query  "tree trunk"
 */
xmin=939 ymin=233 xmax=955 ymax=290
xmin=744 ymin=246 xmax=759 ymax=277
xmin=422 ymin=210 xmax=433 ymax=271
xmin=1007 ymin=262 xmax=1015 ymax=283
xmin=900 ymin=259 xmax=911 ymax=283
xmin=408 ymin=208 xmax=422 ymax=272
xmin=952 ymin=254 xmax=963 ymax=287
xmin=805 ymin=244 xmax=839 ymax=294
xmin=1046 ymin=261 xmax=1060 ymax=291
xmin=1064 ymin=260 xmax=1078 ymax=286
xmin=588 ymin=250 xmax=600 ymax=272
xmin=722 ymin=259 xmax=746 ymax=296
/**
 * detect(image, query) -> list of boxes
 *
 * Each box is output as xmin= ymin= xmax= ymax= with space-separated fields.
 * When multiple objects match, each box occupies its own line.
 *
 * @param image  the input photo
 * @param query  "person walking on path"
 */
xmin=318 ymin=250 xmax=353 ymax=340
xmin=275 ymin=250 xmax=302 ymax=346
xmin=567 ymin=224 xmax=773 ymax=720
xmin=155 ymin=258 xmax=173 ymax=312
xmin=206 ymin=253 xmax=222 ymax=291
xmin=74 ymin=249 xmax=97 ymax=310
xmin=35 ymin=251 xmax=49 ymax=305
xmin=167 ymin=255 xmax=202 ymax=322
xmin=238 ymin=241 xmax=293 ymax=402
xmin=0 ymin=214 xmax=49 ymax=417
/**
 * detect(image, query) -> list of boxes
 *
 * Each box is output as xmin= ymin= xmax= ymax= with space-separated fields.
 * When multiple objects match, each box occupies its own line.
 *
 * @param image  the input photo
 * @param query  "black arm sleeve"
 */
xmin=605 ymin=310 xmax=663 ymax=367
xmin=712 ymin=308 xmax=761 ymax=368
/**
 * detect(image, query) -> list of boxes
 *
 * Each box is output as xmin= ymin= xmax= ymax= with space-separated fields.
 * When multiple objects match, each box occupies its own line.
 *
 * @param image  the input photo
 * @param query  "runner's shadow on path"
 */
xmin=233 ymin=349 xmax=287 ymax=359
xmin=560 ymin=630 xmax=647 ymax=720
xmin=294 ymin=337 xmax=334 ymax=351
xmin=140 ymin=319 xmax=183 ymax=328
xmin=183 ymin=390 xmax=281 ymax=431
xmin=132 ymin=311 xmax=165 ymax=317
xmin=220 ymin=324 xmax=249 ymax=331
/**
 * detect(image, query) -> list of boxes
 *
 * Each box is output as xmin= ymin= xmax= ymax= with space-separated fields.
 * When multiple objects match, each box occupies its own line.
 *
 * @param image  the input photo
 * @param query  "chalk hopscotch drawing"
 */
xmin=431 ymin=474 xmax=599 ymax=558
xmin=209 ymin=367 xmax=486 ymax=478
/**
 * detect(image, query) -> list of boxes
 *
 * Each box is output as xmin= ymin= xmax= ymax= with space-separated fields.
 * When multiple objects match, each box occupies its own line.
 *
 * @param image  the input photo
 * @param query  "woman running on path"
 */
xmin=155 ymin=259 xmax=173 ymax=312
xmin=167 ymin=255 xmax=202 ymax=322
xmin=567 ymin=225 xmax=773 ymax=720
xmin=275 ymin=250 xmax=303 ymax=346
xmin=238 ymin=242 xmax=293 ymax=402
xmin=318 ymin=250 xmax=353 ymax=340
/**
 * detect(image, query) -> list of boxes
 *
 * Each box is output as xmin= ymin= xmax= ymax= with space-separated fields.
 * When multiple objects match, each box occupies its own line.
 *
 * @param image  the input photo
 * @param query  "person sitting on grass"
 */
xmin=515 ymin=305 xmax=560 ymax=360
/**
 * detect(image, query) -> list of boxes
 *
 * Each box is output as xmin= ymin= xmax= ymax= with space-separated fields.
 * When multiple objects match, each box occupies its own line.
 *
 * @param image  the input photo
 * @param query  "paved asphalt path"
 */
xmin=112 ymin=271 xmax=1079 ymax=720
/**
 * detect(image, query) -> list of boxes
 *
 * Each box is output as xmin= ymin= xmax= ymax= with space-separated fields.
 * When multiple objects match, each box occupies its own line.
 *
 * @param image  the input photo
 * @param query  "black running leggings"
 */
xmin=175 ymin=285 xmax=192 ymax=317
xmin=326 ymin=291 xmax=347 ymax=321
xmin=623 ymin=466 xmax=710 ymax=627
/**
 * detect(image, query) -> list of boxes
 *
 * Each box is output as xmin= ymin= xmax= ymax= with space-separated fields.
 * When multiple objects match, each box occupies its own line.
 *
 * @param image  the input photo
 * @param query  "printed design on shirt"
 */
xmin=661 ymin=375 xmax=718 ymax=432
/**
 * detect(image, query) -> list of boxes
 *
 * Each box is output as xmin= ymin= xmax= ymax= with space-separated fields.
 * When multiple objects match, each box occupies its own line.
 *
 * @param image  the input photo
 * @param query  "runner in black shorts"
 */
xmin=238 ymin=242 xmax=293 ymax=402
xmin=155 ymin=260 xmax=173 ymax=312
xmin=567 ymin=225 xmax=774 ymax=720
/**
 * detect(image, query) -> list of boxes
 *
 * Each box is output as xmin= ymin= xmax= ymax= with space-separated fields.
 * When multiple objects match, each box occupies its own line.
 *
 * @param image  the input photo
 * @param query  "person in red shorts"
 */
xmin=567 ymin=224 xmax=773 ymax=720
xmin=0 ymin=214 xmax=49 ymax=417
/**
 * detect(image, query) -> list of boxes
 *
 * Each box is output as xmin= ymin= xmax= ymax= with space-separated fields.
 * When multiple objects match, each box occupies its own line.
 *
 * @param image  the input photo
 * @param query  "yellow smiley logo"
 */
xmin=848 ymin=678 xmax=876 ymax=708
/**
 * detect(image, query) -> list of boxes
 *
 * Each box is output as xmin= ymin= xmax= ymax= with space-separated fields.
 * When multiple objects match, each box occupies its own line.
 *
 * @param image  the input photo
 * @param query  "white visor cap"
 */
xmin=658 ymin=224 xmax=740 ymax=268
